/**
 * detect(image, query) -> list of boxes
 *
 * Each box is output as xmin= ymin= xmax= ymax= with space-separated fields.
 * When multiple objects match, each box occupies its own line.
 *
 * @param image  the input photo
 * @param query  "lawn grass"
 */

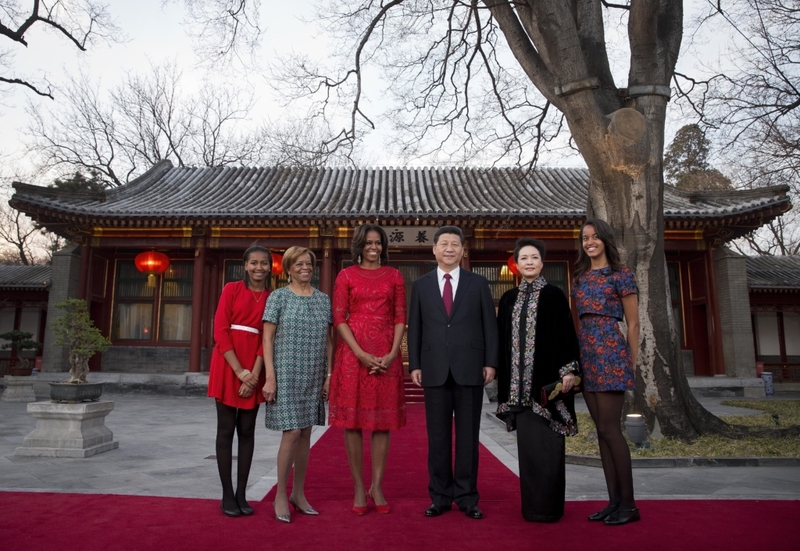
xmin=565 ymin=400 xmax=800 ymax=458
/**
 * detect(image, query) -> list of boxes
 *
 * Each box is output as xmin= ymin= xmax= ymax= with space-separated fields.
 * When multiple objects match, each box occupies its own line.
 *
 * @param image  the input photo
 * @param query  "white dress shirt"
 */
xmin=436 ymin=266 xmax=460 ymax=299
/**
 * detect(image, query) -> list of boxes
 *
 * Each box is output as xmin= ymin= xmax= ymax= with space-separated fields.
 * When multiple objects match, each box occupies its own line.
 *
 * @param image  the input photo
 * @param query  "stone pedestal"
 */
xmin=1 ymin=375 xmax=37 ymax=402
xmin=15 ymin=401 xmax=119 ymax=458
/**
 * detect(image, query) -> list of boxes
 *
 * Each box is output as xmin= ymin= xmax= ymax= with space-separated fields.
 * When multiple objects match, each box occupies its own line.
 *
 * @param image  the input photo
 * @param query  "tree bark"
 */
xmin=484 ymin=0 xmax=731 ymax=439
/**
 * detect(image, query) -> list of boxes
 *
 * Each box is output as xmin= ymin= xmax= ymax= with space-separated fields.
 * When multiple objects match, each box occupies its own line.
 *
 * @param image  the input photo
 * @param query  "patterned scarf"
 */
xmin=507 ymin=276 xmax=546 ymax=408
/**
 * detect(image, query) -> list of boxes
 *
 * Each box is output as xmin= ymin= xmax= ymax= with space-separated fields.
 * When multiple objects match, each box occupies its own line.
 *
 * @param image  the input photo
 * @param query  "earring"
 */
xmin=287 ymin=275 xmax=292 ymax=284
xmin=378 ymin=257 xmax=381 ymax=266
xmin=357 ymin=255 xmax=361 ymax=264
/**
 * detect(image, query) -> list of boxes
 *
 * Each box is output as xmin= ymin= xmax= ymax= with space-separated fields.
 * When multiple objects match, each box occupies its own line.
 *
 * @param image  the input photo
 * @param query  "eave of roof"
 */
xmin=746 ymin=255 xmax=800 ymax=291
xmin=10 ymin=161 xmax=791 ymax=233
xmin=0 ymin=266 xmax=52 ymax=290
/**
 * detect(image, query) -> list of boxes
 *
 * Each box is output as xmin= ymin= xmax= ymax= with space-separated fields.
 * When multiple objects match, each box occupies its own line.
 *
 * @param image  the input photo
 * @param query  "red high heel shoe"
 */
xmin=367 ymin=490 xmax=390 ymax=514
xmin=352 ymin=504 xmax=369 ymax=516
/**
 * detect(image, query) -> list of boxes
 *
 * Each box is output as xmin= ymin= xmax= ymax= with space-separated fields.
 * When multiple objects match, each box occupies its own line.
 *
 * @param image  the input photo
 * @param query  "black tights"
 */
xmin=216 ymin=401 xmax=260 ymax=509
xmin=583 ymin=391 xmax=635 ymax=509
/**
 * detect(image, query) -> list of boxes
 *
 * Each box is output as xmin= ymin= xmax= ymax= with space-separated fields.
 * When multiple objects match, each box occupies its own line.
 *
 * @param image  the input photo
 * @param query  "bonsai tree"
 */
xmin=52 ymin=298 xmax=111 ymax=383
xmin=0 ymin=330 xmax=41 ymax=371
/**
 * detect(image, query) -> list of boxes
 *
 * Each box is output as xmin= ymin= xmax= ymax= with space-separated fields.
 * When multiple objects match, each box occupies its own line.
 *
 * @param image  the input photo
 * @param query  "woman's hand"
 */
xmin=239 ymin=384 xmax=254 ymax=398
xmin=262 ymin=374 xmax=277 ymax=403
xmin=374 ymin=350 xmax=397 ymax=374
xmin=561 ymin=374 xmax=576 ymax=391
xmin=239 ymin=370 xmax=258 ymax=388
xmin=321 ymin=376 xmax=331 ymax=401
xmin=356 ymin=350 xmax=382 ymax=372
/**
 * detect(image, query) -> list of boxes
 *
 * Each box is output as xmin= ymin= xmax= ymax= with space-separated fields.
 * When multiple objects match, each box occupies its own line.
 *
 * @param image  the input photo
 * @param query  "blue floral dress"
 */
xmin=572 ymin=267 xmax=638 ymax=392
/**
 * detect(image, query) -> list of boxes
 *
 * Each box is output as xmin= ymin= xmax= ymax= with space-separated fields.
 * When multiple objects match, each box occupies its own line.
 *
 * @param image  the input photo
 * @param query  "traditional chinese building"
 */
xmin=8 ymin=161 xmax=793 ymax=381
xmin=0 ymin=265 xmax=50 ymax=374
xmin=746 ymin=254 xmax=800 ymax=382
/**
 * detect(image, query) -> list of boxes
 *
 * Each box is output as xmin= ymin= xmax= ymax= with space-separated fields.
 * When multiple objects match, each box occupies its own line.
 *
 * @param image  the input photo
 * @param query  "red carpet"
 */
xmin=1 ymin=404 xmax=797 ymax=550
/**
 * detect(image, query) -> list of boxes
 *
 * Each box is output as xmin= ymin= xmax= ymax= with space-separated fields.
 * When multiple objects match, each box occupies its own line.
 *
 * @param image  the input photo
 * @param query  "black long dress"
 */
xmin=496 ymin=281 xmax=580 ymax=522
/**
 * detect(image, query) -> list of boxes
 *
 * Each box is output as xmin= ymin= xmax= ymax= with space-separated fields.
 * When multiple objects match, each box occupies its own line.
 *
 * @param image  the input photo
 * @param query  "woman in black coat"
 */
xmin=496 ymin=237 xmax=581 ymax=523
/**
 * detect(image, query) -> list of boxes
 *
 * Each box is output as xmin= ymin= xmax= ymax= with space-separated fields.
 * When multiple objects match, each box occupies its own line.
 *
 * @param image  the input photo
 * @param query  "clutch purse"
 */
xmin=539 ymin=376 xmax=582 ymax=407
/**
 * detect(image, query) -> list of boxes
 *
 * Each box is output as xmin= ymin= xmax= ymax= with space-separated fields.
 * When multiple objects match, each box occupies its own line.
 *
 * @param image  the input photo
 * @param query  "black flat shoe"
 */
xmin=237 ymin=500 xmax=254 ymax=516
xmin=461 ymin=505 xmax=483 ymax=520
xmin=604 ymin=507 xmax=640 ymax=526
xmin=424 ymin=504 xmax=451 ymax=517
xmin=220 ymin=502 xmax=241 ymax=517
xmin=588 ymin=503 xmax=620 ymax=521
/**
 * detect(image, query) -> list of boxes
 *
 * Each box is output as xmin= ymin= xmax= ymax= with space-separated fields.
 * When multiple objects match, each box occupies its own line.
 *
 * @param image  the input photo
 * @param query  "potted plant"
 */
xmin=49 ymin=298 xmax=111 ymax=402
xmin=0 ymin=330 xmax=40 ymax=376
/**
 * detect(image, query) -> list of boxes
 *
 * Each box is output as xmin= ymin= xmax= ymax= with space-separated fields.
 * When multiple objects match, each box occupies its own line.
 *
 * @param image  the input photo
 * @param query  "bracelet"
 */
xmin=326 ymin=373 xmax=332 ymax=378
xmin=237 ymin=369 xmax=251 ymax=381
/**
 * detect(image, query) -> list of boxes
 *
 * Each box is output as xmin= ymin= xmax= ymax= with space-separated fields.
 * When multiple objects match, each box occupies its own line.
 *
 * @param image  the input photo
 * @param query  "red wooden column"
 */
xmin=204 ymin=259 xmax=218 ymax=372
xmin=189 ymin=246 xmax=206 ymax=373
xmin=705 ymin=248 xmax=726 ymax=376
xmin=320 ymin=237 xmax=334 ymax=297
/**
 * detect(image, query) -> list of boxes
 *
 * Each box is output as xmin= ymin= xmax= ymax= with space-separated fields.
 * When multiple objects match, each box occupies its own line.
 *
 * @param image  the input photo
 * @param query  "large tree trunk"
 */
xmin=485 ymin=0 xmax=730 ymax=439
xmin=570 ymin=98 xmax=729 ymax=438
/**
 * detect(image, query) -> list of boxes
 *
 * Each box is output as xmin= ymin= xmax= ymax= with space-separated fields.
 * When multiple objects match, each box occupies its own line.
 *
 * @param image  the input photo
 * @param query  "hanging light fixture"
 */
xmin=507 ymin=255 xmax=520 ymax=276
xmin=271 ymin=252 xmax=284 ymax=276
xmin=134 ymin=251 xmax=170 ymax=287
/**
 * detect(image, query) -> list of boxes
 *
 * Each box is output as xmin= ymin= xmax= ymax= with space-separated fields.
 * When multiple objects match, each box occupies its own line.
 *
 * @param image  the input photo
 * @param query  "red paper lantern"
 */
xmin=135 ymin=251 xmax=170 ymax=274
xmin=271 ymin=252 xmax=284 ymax=276
xmin=507 ymin=255 xmax=520 ymax=276
xmin=135 ymin=251 xmax=170 ymax=287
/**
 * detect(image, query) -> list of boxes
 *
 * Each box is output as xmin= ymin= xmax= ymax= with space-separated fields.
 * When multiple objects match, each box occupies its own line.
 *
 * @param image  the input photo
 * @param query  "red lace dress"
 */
xmin=207 ymin=280 xmax=270 ymax=409
xmin=328 ymin=265 xmax=407 ymax=430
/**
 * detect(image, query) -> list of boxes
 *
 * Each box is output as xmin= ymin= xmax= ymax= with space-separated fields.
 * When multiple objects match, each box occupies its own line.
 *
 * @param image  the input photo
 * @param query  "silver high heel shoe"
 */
xmin=273 ymin=501 xmax=291 ymax=523
xmin=289 ymin=495 xmax=319 ymax=516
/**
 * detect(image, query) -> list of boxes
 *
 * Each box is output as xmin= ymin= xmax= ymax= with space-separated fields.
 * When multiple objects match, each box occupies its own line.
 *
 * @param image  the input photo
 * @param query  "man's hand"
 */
xmin=411 ymin=369 xmax=422 ymax=387
xmin=482 ymin=367 xmax=495 ymax=386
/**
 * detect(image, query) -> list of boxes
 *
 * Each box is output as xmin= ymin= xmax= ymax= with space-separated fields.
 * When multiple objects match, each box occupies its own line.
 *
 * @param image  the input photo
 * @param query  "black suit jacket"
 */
xmin=407 ymin=269 xmax=499 ymax=387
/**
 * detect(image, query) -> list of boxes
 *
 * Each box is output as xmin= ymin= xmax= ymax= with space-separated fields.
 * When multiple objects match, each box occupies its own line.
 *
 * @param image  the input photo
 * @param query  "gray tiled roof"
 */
xmin=746 ymin=255 xmax=800 ymax=290
xmin=0 ymin=266 xmax=51 ymax=290
xmin=10 ymin=161 xmax=790 ymax=225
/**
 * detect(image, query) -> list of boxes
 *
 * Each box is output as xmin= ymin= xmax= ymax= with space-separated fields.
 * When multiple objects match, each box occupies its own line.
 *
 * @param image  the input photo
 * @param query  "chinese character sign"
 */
xmin=381 ymin=227 xmax=435 ymax=247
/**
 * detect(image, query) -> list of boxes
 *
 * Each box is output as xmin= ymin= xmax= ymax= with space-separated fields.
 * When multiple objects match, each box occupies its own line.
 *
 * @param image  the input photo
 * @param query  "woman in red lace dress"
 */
xmin=208 ymin=245 xmax=272 ymax=517
xmin=328 ymin=224 xmax=407 ymax=515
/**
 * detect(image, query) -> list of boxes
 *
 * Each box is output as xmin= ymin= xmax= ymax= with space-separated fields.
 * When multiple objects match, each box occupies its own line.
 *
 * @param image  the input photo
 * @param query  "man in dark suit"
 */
xmin=408 ymin=225 xmax=499 ymax=520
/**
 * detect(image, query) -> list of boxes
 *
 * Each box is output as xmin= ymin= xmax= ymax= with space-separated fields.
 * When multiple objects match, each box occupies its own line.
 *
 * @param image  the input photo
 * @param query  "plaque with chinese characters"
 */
xmin=383 ymin=227 xmax=436 ymax=247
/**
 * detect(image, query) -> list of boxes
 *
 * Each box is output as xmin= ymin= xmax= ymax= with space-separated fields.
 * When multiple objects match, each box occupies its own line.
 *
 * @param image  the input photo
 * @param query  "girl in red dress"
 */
xmin=208 ymin=245 xmax=272 ymax=517
xmin=328 ymin=224 xmax=406 ymax=514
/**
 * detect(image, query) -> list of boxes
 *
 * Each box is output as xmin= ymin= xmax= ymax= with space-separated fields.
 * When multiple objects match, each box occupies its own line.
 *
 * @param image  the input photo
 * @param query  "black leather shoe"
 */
xmin=588 ymin=503 xmax=619 ymax=522
xmin=461 ymin=505 xmax=483 ymax=520
xmin=220 ymin=501 xmax=241 ymax=517
xmin=604 ymin=507 xmax=640 ymax=526
xmin=424 ymin=504 xmax=451 ymax=517
xmin=237 ymin=500 xmax=254 ymax=516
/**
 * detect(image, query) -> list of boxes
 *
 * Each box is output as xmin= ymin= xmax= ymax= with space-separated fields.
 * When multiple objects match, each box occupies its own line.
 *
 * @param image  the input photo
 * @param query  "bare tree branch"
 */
xmin=0 ymin=0 xmax=118 ymax=99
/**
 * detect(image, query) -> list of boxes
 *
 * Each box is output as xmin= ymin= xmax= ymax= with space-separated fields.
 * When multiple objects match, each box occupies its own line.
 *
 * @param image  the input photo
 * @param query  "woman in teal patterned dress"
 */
xmin=262 ymin=246 xmax=333 ymax=523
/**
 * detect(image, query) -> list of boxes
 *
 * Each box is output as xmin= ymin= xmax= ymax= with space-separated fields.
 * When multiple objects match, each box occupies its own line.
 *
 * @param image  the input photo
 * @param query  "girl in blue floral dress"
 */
xmin=572 ymin=219 xmax=640 ymax=526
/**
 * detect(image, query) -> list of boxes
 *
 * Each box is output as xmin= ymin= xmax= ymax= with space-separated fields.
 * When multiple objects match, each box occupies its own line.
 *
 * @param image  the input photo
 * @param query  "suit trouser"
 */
xmin=423 ymin=372 xmax=483 ymax=509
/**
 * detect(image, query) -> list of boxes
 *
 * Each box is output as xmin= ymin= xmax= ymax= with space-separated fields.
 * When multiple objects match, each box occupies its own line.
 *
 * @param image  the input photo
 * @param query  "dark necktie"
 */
xmin=443 ymin=273 xmax=453 ymax=316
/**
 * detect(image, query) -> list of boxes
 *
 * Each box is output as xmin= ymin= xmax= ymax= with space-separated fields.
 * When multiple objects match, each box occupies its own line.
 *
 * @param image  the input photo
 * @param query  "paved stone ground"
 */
xmin=1 ymin=393 xmax=799 ymax=503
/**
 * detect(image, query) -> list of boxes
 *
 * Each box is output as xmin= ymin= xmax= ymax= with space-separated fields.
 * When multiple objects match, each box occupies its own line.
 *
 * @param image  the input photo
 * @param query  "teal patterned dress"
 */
xmin=262 ymin=286 xmax=332 ymax=431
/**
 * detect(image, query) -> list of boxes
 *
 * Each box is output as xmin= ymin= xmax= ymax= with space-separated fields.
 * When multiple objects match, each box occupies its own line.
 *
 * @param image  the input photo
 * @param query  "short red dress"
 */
xmin=328 ymin=265 xmax=407 ymax=430
xmin=207 ymin=280 xmax=271 ymax=409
